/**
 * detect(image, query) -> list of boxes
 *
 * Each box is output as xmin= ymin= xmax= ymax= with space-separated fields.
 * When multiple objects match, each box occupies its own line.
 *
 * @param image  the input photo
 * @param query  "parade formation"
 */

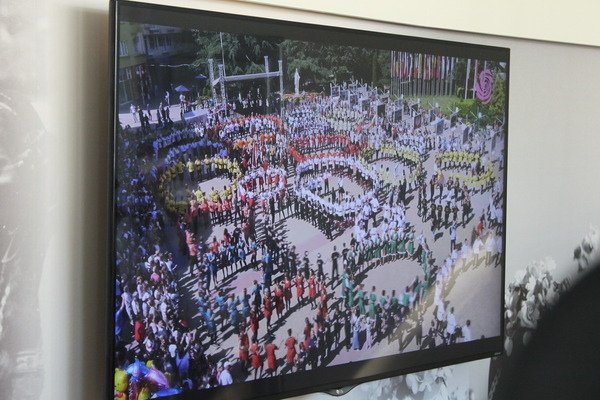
xmin=113 ymin=31 xmax=506 ymax=399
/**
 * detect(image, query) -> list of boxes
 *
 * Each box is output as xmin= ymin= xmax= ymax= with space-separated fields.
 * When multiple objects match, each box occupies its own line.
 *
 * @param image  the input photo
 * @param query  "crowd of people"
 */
xmin=114 ymin=79 xmax=505 ymax=398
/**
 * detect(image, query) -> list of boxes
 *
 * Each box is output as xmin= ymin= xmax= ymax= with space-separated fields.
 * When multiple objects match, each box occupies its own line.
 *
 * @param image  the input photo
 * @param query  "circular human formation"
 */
xmin=158 ymin=156 xmax=241 ymax=215
xmin=237 ymin=166 xmax=288 ymax=205
xmin=379 ymin=144 xmax=424 ymax=185
xmin=295 ymin=155 xmax=380 ymax=220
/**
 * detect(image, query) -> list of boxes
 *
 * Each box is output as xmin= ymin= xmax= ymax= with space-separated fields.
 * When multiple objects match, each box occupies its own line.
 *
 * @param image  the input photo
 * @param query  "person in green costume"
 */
xmin=420 ymin=244 xmax=429 ymax=272
xmin=368 ymin=237 xmax=376 ymax=268
xmin=419 ymin=239 xmax=431 ymax=273
xmin=379 ymin=289 xmax=388 ymax=310
xmin=374 ymin=235 xmax=382 ymax=267
xmin=368 ymin=297 xmax=376 ymax=319
xmin=417 ymin=278 xmax=429 ymax=304
xmin=406 ymin=228 xmax=415 ymax=258
xmin=390 ymin=289 xmax=399 ymax=309
xmin=390 ymin=229 xmax=399 ymax=261
xmin=380 ymin=233 xmax=386 ymax=262
xmin=356 ymin=284 xmax=366 ymax=315
xmin=340 ymin=269 xmax=349 ymax=301
xmin=398 ymin=230 xmax=406 ymax=259
xmin=385 ymin=233 xmax=393 ymax=263
xmin=356 ymin=241 xmax=365 ymax=273
xmin=368 ymin=287 xmax=378 ymax=318
xmin=346 ymin=277 xmax=355 ymax=309
xmin=401 ymin=285 xmax=411 ymax=318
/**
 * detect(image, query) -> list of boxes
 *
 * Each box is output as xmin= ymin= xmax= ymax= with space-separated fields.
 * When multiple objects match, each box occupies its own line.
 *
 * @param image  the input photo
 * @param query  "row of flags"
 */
xmin=391 ymin=51 xmax=457 ymax=82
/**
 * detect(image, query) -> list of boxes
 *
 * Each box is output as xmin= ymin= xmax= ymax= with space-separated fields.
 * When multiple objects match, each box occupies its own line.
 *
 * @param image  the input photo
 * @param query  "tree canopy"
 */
xmin=279 ymin=40 xmax=390 ymax=91
xmin=191 ymin=31 xmax=280 ymax=77
xmin=191 ymin=31 xmax=391 ymax=94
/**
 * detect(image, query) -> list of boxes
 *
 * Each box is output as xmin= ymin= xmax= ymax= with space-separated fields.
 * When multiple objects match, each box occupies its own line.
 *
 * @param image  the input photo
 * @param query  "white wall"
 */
xmin=244 ymin=0 xmax=600 ymax=47
xmin=2 ymin=0 xmax=598 ymax=399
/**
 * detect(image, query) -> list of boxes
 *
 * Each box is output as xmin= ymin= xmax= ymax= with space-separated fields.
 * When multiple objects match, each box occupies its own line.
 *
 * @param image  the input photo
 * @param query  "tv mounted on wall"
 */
xmin=109 ymin=1 xmax=509 ymax=399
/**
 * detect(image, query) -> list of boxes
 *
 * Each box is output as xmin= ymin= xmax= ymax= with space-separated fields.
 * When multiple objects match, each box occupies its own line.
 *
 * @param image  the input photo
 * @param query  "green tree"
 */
xmin=192 ymin=31 xmax=281 ymax=76
xmin=450 ymin=64 xmax=507 ymax=126
xmin=279 ymin=40 xmax=390 ymax=92
xmin=487 ymin=75 xmax=507 ymax=125
xmin=191 ymin=30 xmax=392 ymax=96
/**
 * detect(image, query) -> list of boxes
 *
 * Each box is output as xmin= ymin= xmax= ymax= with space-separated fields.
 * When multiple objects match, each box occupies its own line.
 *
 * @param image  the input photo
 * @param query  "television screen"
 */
xmin=109 ymin=1 xmax=508 ymax=399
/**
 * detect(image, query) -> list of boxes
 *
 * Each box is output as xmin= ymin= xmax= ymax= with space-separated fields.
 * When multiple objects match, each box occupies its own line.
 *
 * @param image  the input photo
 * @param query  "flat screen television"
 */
xmin=109 ymin=1 xmax=509 ymax=399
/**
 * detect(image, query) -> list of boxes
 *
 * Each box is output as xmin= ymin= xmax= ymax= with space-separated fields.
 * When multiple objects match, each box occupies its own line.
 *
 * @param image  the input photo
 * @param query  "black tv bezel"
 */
xmin=107 ymin=1 xmax=509 ymax=399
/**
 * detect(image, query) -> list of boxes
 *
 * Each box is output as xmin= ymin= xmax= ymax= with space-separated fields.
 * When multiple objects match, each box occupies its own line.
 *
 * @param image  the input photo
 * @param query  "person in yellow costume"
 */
xmin=137 ymin=387 xmax=151 ymax=400
xmin=185 ymin=187 xmax=193 ymax=201
xmin=210 ymin=187 xmax=219 ymax=203
xmin=223 ymin=185 xmax=232 ymax=200
xmin=186 ymin=159 xmax=195 ymax=179
xmin=203 ymin=156 xmax=211 ymax=178
xmin=163 ymin=169 xmax=172 ymax=184
xmin=194 ymin=189 xmax=204 ymax=202
xmin=114 ymin=368 xmax=128 ymax=393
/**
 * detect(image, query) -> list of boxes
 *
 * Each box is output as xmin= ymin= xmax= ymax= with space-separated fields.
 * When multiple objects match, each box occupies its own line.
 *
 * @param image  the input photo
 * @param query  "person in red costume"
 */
xmin=249 ymin=340 xmax=263 ymax=379
xmin=284 ymin=328 xmax=297 ymax=371
xmin=264 ymin=337 xmax=279 ymax=377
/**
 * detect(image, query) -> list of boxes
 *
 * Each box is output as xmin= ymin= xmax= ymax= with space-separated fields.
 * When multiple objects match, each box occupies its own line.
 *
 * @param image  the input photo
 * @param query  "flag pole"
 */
xmin=472 ymin=59 xmax=478 ymax=100
xmin=465 ymin=58 xmax=471 ymax=100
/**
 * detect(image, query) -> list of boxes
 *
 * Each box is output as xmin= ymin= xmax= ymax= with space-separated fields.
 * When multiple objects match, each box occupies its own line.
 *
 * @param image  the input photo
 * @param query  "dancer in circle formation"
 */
xmin=113 ymin=80 xmax=505 ymax=398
